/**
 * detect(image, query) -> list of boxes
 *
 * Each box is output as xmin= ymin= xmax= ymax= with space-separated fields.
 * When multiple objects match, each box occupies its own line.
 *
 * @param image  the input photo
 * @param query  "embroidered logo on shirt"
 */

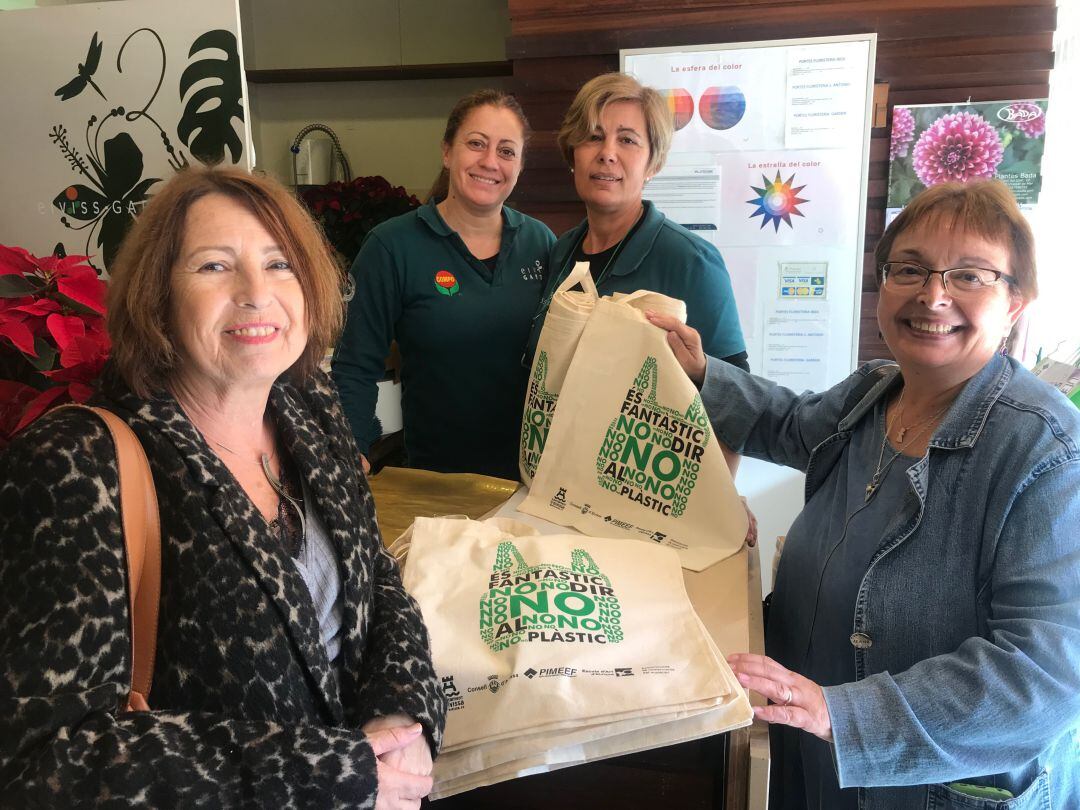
xmin=434 ymin=270 xmax=460 ymax=296
xmin=520 ymin=259 xmax=544 ymax=282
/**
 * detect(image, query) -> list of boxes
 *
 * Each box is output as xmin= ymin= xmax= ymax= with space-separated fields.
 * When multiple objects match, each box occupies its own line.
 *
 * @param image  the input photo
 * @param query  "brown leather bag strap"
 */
xmin=60 ymin=404 xmax=161 ymax=709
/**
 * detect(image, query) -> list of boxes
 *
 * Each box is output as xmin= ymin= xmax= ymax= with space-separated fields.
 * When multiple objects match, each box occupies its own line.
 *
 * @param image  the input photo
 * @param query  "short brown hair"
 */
xmin=427 ymin=89 xmax=532 ymax=202
xmin=557 ymin=73 xmax=674 ymax=177
xmin=107 ymin=166 xmax=344 ymax=397
xmin=874 ymin=179 xmax=1037 ymax=301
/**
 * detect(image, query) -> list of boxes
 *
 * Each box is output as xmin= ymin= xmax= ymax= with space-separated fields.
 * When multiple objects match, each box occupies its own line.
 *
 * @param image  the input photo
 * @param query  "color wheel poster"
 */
xmin=625 ymin=36 xmax=873 ymax=394
xmin=886 ymin=99 xmax=1048 ymax=226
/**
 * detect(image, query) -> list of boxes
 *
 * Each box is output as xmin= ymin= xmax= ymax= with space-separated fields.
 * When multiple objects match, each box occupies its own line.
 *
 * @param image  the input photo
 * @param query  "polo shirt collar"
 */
xmin=608 ymin=199 xmax=665 ymax=277
xmin=417 ymin=199 xmax=522 ymax=238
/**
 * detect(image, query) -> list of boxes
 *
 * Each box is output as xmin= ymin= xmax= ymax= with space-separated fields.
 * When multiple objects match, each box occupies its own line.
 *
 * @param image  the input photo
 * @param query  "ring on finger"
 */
xmin=782 ymin=686 xmax=793 ymax=706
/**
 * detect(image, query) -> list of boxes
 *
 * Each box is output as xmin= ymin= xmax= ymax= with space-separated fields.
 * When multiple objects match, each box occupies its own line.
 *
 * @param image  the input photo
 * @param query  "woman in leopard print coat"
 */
xmin=0 ymin=167 xmax=446 ymax=808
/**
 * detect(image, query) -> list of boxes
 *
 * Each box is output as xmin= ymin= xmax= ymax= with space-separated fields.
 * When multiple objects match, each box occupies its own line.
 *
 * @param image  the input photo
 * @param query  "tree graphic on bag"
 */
xmin=479 ymin=541 xmax=624 ymax=652
xmin=596 ymin=356 xmax=712 ymax=518
xmin=520 ymin=351 xmax=556 ymax=480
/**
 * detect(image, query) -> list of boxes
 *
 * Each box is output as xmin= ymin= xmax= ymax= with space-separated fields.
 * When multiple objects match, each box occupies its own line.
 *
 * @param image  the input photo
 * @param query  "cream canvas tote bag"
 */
xmin=519 ymin=295 xmax=747 ymax=571
xmin=399 ymin=516 xmax=740 ymax=728
xmin=520 ymin=262 xmax=598 ymax=484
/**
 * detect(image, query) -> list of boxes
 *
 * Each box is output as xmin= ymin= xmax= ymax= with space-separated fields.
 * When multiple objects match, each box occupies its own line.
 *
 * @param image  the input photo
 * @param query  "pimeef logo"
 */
xmin=434 ymin=270 xmax=460 ymax=296
xmin=596 ymin=356 xmax=711 ymax=518
xmin=520 ymin=350 xmax=557 ymax=478
xmin=479 ymin=542 xmax=624 ymax=652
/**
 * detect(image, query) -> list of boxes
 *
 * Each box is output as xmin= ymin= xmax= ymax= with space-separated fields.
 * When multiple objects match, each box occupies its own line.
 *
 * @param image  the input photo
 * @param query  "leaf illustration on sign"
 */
xmin=178 ymin=29 xmax=245 ymax=165
xmin=596 ymin=356 xmax=711 ymax=518
xmin=51 ymin=131 xmax=160 ymax=268
xmin=480 ymin=542 xmax=623 ymax=651
xmin=54 ymin=32 xmax=106 ymax=102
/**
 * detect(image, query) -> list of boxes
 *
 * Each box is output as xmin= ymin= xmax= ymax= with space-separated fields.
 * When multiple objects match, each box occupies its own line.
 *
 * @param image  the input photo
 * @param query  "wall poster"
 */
xmin=623 ymin=35 xmax=875 ymax=394
xmin=623 ymin=36 xmax=876 ymax=586
xmin=886 ymin=99 xmax=1049 ymax=226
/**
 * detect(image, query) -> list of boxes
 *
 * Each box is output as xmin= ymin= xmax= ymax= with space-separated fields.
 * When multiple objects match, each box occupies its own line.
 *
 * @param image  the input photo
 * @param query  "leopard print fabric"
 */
xmin=0 ymin=368 xmax=446 ymax=807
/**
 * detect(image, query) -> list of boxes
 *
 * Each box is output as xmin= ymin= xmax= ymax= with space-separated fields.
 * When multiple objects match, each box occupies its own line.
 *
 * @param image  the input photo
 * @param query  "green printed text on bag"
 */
xmin=597 ymin=356 xmax=711 ymax=518
xmin=520 ymin=352 xmax=556 ymax=481
xmin=480 ymin=542 xmax=623 ymax=652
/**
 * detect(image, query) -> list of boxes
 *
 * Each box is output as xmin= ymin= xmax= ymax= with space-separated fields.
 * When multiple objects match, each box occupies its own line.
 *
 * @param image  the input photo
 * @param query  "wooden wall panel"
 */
xmin=505 ymin=0 xmax=1057 ymax=364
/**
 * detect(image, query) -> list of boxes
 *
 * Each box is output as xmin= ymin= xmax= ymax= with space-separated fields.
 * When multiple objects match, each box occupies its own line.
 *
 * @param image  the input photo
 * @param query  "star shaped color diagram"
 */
xmin=746 ymin=172 xmax=809 ymax=231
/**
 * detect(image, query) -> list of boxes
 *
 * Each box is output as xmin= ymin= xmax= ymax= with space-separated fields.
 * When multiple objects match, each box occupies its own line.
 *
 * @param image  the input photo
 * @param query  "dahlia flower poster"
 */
xmin=886 ymin=100 xmax=1047 ymax=223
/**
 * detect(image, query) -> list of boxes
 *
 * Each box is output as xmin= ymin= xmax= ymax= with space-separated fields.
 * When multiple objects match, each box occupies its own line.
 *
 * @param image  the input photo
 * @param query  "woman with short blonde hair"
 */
xmin=527 ymin=71 xmax=748 ymax=375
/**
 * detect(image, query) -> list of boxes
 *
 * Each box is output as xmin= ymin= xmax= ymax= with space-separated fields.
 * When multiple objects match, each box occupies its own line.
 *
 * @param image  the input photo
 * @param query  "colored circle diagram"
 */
xmin=662 ymin=89 xmax=694 ymax=130
xmin=699 ymin=86 xmax=747 ymax=130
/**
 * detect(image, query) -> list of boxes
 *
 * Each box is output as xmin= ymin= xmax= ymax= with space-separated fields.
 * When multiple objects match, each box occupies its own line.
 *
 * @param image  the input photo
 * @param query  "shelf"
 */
xmin=246 ymin=60 xmax=513 ymax=84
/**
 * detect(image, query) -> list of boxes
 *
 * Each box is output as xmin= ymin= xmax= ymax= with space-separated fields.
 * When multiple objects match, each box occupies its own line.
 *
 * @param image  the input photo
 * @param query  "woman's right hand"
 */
xmin=368 ymin=724 xmax=433 ymax=810
xmin=645 ymin=311 xmax=707 ymax=387
xmin=360 ymin=453 xmax=371 ymax=475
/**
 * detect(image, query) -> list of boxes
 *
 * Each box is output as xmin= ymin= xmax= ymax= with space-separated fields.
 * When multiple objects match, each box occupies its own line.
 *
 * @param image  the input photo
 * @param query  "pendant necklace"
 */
xmin=182 ymin=407 xmax=306 ymax=542
xmin=865 ymin=391 xmax=950 ymax=503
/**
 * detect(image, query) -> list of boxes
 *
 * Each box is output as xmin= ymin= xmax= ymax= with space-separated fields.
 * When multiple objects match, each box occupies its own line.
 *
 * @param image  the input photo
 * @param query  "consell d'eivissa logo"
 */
xmin=479 ymin=542 xmax=624 ymax=652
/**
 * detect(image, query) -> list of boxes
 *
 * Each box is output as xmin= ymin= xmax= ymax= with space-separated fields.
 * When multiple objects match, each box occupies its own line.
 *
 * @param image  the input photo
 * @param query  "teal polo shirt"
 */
xmin=332 ymin=202 xmax=554 ymax=480
xmin=526 ymin=200 xmax=746 ymax=363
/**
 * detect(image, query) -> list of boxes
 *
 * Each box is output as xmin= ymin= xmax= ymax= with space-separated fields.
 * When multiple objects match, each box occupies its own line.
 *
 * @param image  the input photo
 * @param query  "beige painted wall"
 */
xmin=239 ymin=0 xmax=510 ymax=195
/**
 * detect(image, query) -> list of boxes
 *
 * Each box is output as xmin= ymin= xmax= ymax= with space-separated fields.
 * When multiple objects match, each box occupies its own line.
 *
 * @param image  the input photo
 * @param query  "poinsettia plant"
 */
xmin=0 ymin=244 xmax=109 ymax=448
xmin=300 ymin=175 xmax=420 ymax=263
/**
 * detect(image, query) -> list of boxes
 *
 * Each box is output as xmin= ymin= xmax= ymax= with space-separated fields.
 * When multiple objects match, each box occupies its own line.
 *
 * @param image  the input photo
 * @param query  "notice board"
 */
xmin=623 ymin=35 xmax=876 ymax=585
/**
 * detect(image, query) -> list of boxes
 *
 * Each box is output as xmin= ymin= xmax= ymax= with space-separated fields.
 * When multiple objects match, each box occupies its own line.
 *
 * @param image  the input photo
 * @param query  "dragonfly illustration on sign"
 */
xmin=54 ymin=32 xmax=107 ymax=102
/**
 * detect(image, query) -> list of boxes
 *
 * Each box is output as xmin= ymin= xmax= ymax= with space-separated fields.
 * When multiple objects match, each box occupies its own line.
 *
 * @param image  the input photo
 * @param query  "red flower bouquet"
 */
xmin=0 ymin=245 xmax=109 ymax=447
xmin=300 ymin=175 xmax=420 ymax=263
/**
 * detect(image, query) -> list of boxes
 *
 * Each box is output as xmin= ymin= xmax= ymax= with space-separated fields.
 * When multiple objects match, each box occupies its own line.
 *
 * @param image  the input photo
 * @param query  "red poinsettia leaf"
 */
xmin=0 ymin=314 xmax=37 ymax=356
xmin=56 ymin=264 xmax=105 ymax=313
xmin=26 ymin=338 xmax=58 ymax=371
xmin=46 ymin=313 xmax=86 ymax=352
xmin=0 ymin=380 xmax=42 ymax=446
xmin=0 ymin=245 xmax=39 ymax=277
xmin=67 ymin=382 xmax=95 ymax=402
xmin=13 ymin=384 xmax=69 ymax=433
xmin=12 ymin=298 xmax=61 ymax=316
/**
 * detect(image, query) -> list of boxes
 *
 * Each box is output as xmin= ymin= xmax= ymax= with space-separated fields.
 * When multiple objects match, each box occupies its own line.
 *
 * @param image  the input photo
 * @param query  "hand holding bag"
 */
xmin=520 ymin=294 xmax=747 ymax=571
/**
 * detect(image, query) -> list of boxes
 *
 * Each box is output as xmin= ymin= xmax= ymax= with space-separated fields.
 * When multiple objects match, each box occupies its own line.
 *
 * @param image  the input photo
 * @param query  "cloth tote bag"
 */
xmin=520 ymin=295 xmax=747 ymax=571
xmin=519 ymin=262 xmax=598 ymax=484
xmin=398 ymin=516 xmax=750 ymax=798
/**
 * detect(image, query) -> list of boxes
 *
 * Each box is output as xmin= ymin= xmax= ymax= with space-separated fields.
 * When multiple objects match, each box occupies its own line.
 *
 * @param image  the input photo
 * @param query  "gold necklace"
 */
xmin=865 ymin=392 xmax=950 ymax=503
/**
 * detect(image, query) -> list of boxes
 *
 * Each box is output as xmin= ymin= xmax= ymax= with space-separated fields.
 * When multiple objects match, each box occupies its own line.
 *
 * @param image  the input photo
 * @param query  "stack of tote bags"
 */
xmin=518 ymin=263 xmax=748 ymax=571
xmin=396 ymin=516 xmax=753 ymax=799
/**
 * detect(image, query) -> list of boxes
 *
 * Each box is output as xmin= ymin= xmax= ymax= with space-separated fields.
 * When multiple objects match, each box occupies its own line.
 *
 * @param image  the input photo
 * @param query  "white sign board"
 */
xmin=624 ymin=35 xmax=876 ymax=588
xmin=0 ymin=0 xmax=253 ymax=272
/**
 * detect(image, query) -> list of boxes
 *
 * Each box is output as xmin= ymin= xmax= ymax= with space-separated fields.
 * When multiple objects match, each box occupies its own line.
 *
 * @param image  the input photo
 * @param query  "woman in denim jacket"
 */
xmin=649 ymin=180 xmax=1080 ymax=809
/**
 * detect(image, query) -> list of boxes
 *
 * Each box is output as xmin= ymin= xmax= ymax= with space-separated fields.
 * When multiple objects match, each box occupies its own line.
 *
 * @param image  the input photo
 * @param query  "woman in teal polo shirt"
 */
xmin=525 ymin=73 xmax=748 ymax=371
xmin=332 ymin=90 xmax=555 ymax=479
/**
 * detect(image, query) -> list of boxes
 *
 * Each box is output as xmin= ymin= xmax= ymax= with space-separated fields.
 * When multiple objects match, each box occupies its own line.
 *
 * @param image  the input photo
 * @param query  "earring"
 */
xmin=569 ymin=167 xmax=574 ymax=174
xmin=999 ymin=335 xmax=1009 ymax=356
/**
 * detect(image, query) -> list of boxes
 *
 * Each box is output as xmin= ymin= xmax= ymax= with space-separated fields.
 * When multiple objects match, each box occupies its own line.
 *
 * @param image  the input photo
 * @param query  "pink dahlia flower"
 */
xmin=1007 ymin=102 xmax=1046 ymax=138
xmin=890 ymin=107 xmax=915 ymax=160
xmin=912 ymin=112 xmax=1004 ymax=187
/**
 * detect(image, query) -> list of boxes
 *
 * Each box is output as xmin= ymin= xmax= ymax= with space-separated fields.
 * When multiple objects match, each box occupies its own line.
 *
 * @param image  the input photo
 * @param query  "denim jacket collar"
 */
xmin=837 ymin=354 xmax=1012 ymax=452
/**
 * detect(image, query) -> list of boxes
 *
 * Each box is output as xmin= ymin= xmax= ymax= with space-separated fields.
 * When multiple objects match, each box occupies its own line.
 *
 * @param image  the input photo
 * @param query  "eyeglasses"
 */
xmin=880 ymin=261 xmax=1017 ymax=295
